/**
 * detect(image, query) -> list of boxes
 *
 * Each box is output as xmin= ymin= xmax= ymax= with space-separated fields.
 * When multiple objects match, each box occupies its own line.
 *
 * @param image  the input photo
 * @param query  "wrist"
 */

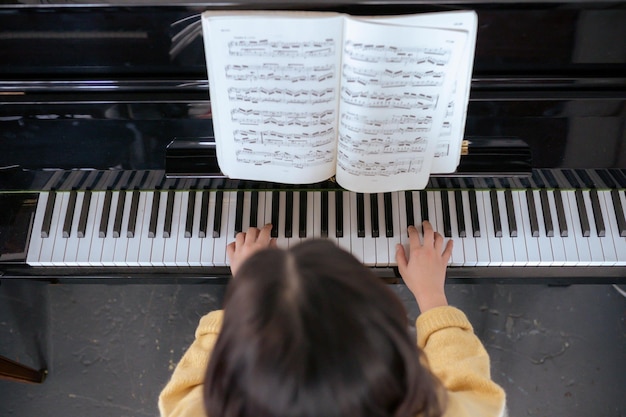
xmin=416 ymin=293 xmax=448 ymax=313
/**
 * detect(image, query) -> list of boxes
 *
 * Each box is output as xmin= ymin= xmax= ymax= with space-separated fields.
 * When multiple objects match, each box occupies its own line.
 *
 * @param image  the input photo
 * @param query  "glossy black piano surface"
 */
xmin=0 ymin=1 xmax=625 ymax=283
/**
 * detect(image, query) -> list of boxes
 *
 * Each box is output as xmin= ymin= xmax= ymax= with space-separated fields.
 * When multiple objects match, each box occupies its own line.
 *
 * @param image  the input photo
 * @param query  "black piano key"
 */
xmin=163 ymin=190 xmax=175 ymax=238
xmin=335 ymin=191 xmax=344 ymax=238
xmin=440 ymin=191 xmax=452 ymax=238
xmin=77 ymin=190 xmax=92 ymax=238
xmin=321 ymin=191 xmax=329 ymax=238
xmin=212 ymin=190 xmax=224 ymax=238
xmin=100 ymin=190 xmax=114 ymax=238
xmin=405 ymin=191 xmax=415 ymax=229
xmin=185 ymin=190 xmax=196 ymax=238
xmin=611 ymin=189 xmax=626 ymax=237
xmin=589 ymin=189 xmax=605 ymax=237
xmin=127 ymin=190 xmax=140 ymax=238
xmin=62 ymin=190 xmax=78 ymax=238
xmin=112 ymin=191 xmax=126 ymax=238
xmin=574 ymin=189 xmax=591 ymax=237
xmin=554 ymin=190 xmax=568 ymax=237
xmin=234 ymin=190 xmax=244 ymax=237
xmin=299 ymin=191 xmax=308 ymax=238
xmin=198 ymin=191 xmax=210 ymax=238
xmin=539 ymin=189 xmax=554 ymax=237
xmin=525 ymin=190 xmax=540 ymax=237
xmin=41 ymin=191 xmax=57 ymax=238
xmin=285 ymin=191 xmax=293 ymax=238
xmin=563 ymin=169 xmax=581 ymax=188
xmin=249 ymin=191 xmax=259 ymax=228
xmin=454 ymin=190 xmax=466 ymax=238
xmin=468 ymin=189 xmax=480 ymax=237
xmin=504 ymin=189 xmax=517 ymax=237
xmin=271 ymin=191 xmax=280 ymax=238
xmin=369 ymin=194 xmax=379 ymax=238
xmin=356 ymin=193 xmax=366 ymax=238
xmin=609 ymin=169 xmax=626 ymax=189
xmin=146 ymin=191 xmax=160 ymax=238
xmin=595 ymin=169 xmax=617 ymax=189
xmin=419 ymin=190 xmax=429 ymax=222
xmin=384 ymin=192 xmax=394 ymax=238
xmin=490 ymin=190 xmax=503 ymax=238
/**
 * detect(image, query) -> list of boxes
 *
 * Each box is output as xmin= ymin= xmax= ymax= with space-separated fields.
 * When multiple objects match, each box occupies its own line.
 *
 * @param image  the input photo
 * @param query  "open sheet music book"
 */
xmin=201 ymin=10 xmax=477 ymax=193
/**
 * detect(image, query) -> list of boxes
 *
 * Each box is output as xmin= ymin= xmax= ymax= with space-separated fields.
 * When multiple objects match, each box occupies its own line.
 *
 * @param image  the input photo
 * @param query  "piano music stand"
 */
xmin=0 ymin=355 xmax=47 ymax=384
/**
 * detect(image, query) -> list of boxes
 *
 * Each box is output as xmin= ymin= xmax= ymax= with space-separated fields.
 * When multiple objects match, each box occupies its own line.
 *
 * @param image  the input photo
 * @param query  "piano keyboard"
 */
xmin=26 ymin=187 xmax=626 ymax=268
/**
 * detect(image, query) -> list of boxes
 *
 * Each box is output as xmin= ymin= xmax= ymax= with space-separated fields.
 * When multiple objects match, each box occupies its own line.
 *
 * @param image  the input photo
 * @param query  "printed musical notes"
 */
xmin=236 ymin=148 xmax=334 ymax=169
xmin=228 ymin=39 xmax=335 ymax=58
xmin=231 ymin=109 xmax=335 ymax=127
xmin=344 ymin=41 xmax=451 ymax=65
xmin=226 ymin=64 xmax=335 ymax=83
xmin=228 ymin=87 xmax=336 ymax=105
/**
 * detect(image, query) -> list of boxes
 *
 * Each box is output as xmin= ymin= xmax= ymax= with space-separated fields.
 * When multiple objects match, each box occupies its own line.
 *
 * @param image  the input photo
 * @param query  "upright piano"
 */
xmin=1 ymin=1 xmax=625 ymax=284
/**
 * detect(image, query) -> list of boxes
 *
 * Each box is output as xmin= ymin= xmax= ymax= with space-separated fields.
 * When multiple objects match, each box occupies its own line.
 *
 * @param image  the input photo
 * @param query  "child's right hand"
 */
xmin=395 ymin=221 xmax=453 ymax=313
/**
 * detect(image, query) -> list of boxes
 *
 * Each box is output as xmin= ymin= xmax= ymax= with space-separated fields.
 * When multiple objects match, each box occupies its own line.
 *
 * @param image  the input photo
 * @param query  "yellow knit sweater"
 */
xmin=158 ymin=306 xmax=506 ymax=417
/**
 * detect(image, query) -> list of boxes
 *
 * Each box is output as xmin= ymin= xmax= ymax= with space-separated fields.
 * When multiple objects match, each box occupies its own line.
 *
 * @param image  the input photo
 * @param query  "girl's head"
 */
xmin=204 ymin=240 xmax=443 ymax=417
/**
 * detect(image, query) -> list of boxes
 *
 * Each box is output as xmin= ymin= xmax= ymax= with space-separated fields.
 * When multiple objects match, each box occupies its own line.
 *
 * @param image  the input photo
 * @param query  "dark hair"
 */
xmin=204 ymin=240 xmax=444 ymax=417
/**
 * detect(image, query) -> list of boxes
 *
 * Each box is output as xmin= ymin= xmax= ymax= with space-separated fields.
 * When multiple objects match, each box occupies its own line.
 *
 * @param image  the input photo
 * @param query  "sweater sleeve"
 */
xmin=158 ymin=310 xmax=224 ymax=417
xmin=416 ymin=306 xmax=507 ymax=417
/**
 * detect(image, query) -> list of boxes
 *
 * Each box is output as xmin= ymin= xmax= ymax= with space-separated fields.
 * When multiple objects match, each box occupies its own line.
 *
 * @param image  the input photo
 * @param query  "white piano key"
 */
xmin=288 ymin=191 xmax=302 ymax=248
xmin=259 ymin=191 xmax=272 ymax=227
xmin=544 ymin=191 xmax=568 ymax=266
xmin=275 ymin=192 xmax=289 ymax=249
xmin=241 ymin=191 xmax=252 ymax=231
xmin=563 ymin=191 xmax=592 ymax=266
xmin=111 ymin=192 xmax=133 ymax=266
xmin=507 ymin=192 xmax=528 ymax=266
xmin=149 ymin=191 xmax=169 ymax=266
xmin=189 ymin=191 xmax=209 ymax=266
xmin=136 ymin=192 xmax=155 ymax=267
xmin=174 ymin=191 xmax=191 ymax=266
xmin=432 ymin=191 xmax=449 ymax=265
xmin=387 ymin=192 xmax=402 ymax=266
xmin=162 ymin=191 xmax=182 ymax=266
xmin=459 ymin=191 xmax=479 ymax=266
xmin=213 ymin=192 xmax=235 ymax=266
xmin=447 ymin=191 xmax=466 ymax=266
xmin=125 ymin=192 xmax=147 ymax=266
xmin=312 ymin=191 xmax=322 ymax=239
xmin=479 ymin=191 xmax=503 ymax=266
xmin=601 ymin=191 xmax=626 ymax=265
xmin=100 ymin=192 xmax=120 ymax=266
xmin=397 ymin=191 xmax=409 ymax=249
xmin=50 ymin=192 xmax=70 ymax=265
xmin=532 ymin=190 xmax=555 ymax=266
xmin=580 ymin=191 xmax=605 ymax=265
xmin=583 ymin=191 xmax=617 ymax=266
xmin=495 ymin=190 xmax=516 ymax=266
xmin=63 ymin=191 xmax=85 ymax=266
xmin=375 ymin=193 xmax=391 ymax=267
xmin=516 ymin=191 xmax=541 ymax=266
xmin=362 ymin=194 xmax=377 ymax=266
xmin=26 ymin=192 xmax=50 ymax=266
xmin=336 ymin=191 xmax=352 ymax=254
xmin=349 ymin=192 xmax=364 ymax=263
xmin=554 ymin=191 xmax=580 ymax=266
xmin=327 ymin=191 xmax=337 ymax=243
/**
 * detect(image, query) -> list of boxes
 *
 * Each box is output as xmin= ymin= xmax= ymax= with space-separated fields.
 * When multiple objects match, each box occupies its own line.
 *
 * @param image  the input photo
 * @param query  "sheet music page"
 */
xmin=201 ymin=12 xmax=343 ymax=184
xmin=335 ymin=18 xmax=467 ymax=193
xmin=366 ymin=11 xmax=478 ymax=173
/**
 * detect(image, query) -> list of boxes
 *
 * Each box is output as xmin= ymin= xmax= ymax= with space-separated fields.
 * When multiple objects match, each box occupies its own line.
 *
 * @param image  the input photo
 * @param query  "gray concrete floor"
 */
xmin=0 ymin=281 xmax=624 ymax=417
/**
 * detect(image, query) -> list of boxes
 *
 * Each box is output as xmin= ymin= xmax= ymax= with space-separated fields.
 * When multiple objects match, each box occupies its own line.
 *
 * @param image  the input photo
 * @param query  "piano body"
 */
xmin=0 ymin=0 xmax=625 ymax=284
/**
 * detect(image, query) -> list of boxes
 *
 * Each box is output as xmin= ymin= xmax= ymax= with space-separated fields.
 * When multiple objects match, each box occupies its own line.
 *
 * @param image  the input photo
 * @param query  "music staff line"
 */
xmin=342 ymin=64 xmax=444 ymax=88
xmin=236 ymin=148 xmax=334 ymax=169
xmin=234 ymin=128 xmax=335 ymax=147
xmin=231 ymin=109 xmax=335 ymax=127
xmin=341 ymin=87 xmax=438 ymax=110
xmin=228 ymin=87 xmax=335 ymax=105
xmin=344 ymin=41 xmax=450 ymax=65
xmin=340 ymin=112 xmax=433 ymax=135
xmin=338 ymin=137 xmax=427 ymax=156
xmin=228 ymin=39 xmax=336 ymax=58
xmin=225 ymin=64 xmax=335 ymax=82
xmin=337 ymin=150 xmax=423 ymax=176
